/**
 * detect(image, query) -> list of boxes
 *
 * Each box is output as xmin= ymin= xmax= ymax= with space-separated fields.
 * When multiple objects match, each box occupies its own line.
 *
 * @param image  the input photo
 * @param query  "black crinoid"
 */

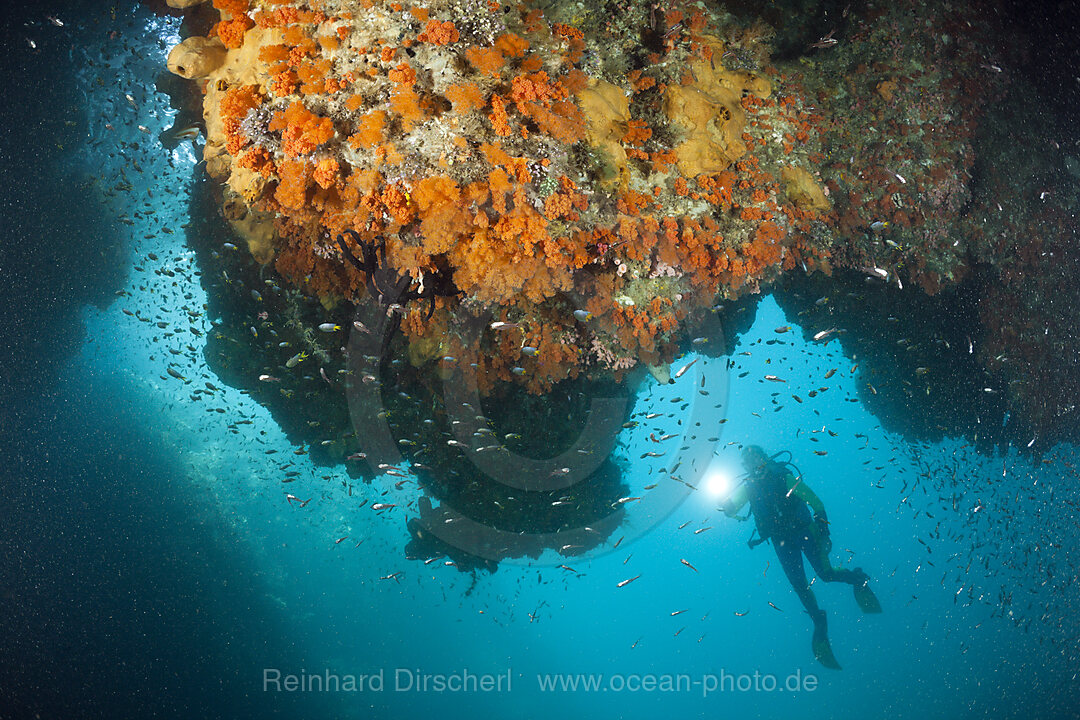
xmin=336 ymin=229 xmax=463 ymax=332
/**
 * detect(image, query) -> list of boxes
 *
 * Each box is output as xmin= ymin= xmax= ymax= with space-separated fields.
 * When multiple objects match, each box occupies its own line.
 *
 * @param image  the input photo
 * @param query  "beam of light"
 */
xmin=703 ymin=465 xmax=734 ymax=500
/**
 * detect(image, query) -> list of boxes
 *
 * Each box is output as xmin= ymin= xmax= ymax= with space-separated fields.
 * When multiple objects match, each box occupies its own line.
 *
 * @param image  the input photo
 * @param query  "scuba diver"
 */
xmin=721 ymin=445 xmax=882 ymax=670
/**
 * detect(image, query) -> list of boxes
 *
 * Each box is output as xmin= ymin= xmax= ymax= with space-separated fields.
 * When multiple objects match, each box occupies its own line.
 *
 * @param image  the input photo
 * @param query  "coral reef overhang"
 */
xmin=171 ymin=0 xmax=1080 ymax=485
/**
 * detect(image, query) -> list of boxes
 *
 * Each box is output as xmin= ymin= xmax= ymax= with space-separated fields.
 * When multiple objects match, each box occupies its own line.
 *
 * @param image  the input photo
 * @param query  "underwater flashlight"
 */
xmin=703 ymin=465 xmax=735 ymax=500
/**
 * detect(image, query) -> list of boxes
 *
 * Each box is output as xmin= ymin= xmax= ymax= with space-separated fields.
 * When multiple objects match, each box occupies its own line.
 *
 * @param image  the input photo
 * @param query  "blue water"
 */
xmin=3 ymin=2 xmax=1079 ymax=719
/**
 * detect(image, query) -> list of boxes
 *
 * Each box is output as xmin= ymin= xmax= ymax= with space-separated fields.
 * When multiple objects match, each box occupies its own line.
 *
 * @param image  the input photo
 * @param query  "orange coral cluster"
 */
xmin=213 ymin=0 xmax=253 ymax=49
xmin=268 ymin=101 xmax=335 ymax=157
xmin=417 ymin=19 xmax=459 ymax=45
xmin=204 ymin=0 xmax=835 ymax=393
xmin=220 ymin=84 xmax=263 ymax=156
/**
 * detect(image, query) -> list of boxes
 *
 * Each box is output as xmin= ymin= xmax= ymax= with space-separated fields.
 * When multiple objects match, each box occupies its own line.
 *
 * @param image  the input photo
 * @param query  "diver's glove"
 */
xmin=747 ymin=533 xmax=766 ymax=550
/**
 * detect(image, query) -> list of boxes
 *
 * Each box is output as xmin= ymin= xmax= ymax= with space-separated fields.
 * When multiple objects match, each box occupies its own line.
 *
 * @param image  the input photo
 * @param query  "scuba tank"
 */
xmin=742 ymin=450 xmax=812 ymax=544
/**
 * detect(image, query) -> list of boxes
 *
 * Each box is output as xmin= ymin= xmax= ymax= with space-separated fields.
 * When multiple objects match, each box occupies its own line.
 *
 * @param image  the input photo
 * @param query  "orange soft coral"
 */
xmin=220 ymin=84 xmax=263 ymax=154
xmin=258 ymin=44 xmax=290 ymax=64
xmin=464 ymin=46 xmax=505 ymax=77
xmin=270 ymin=70 xmax=299 ymax=97
xmin=213 ymin=0 xmax=249 ymax=14
xmin=390 ymin=88 xmax=425 ymax=130
xmin=388 ymin=62 xmax=417 ymax=86
xmin=275 ymin=159 xmax=310 ymax=210
xmin=621 ymin=118 xmax=651 ymax=145
xmin=413 ymin=176 xmax=469 ymax=254
xmin=444 ymin=83 xmax=485 ymax=113
xmin=215 ymin=16 xmax=253 ymax=48
xmin=489 ymin=95 xmax=511 ymax=137
xmin=313 ymin=157 xmax=339 ymax=189
xmin=417 ymin=19 xmax=459 ymax=45
xmin=237 ymin=146 xmax=275 ymax=177
xmin=348 ymin=110 xmax=386 ymax=149
xmin=494 ymin=32 xmax=529 ymax=57
xmin=524 ymin=101 xmax=585 ymax=144
xmin=269 ymin=101 xmax=336 ymax=157
xmin=509 ymin=71 xmax=566 ymax=112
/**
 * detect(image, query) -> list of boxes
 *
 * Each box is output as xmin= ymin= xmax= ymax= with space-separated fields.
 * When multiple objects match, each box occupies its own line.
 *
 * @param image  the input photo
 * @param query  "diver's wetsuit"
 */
xmin=734 ymin=460 xmax=864 ymax=617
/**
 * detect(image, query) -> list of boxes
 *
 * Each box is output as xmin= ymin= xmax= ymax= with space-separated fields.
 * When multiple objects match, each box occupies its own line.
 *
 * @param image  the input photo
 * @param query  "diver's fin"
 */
xmin=811 ymin=612 xmax=842 ymax=670
xmin=854 ymin=579 xmax=883 ymax=614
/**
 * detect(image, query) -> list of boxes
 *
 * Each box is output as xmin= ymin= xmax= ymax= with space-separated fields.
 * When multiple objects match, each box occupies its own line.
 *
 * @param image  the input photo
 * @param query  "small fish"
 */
xmin=680 ymin=559 xmax=698 ymax=572
xmin=813 ymin=328 xmax=838 ymax=342
xmin=137 ymin=125 xmax=150 ymax=134
xmin=286 ymin=351 xmax=308 ymax=368
xmin=371 ymin=503 xmax=396 ymax=510
xmin=125 ymin=93 xmax=137 ymax=108
xmin=691 ymin=336 xmax=708 ymax=345
xmin=353 ymin=320 xmax=372 ymax=334
xmin=764 ymin=375 xmax=786 ymax=382
xmin=511 ymin=366 xmax=526 ymax=375
xmin=674 ymin=358 xmax=698 ymax=378
xmin=775 ymin=325 xmax=791 ymax=333
xmin=870 ymin=221 xmax=890 ymax=232
xmin=250 ymin=289 xmax=263 ymax=302
xmin=824 ymin=368 xmax=837 ymax=379
xmin=258 ymin=374 xmax=280 ymax=382
xmin=46 ymin=15 xmax=64 ymax=26
xmin=573 ymin=309 xmax=593 ymax=322
xmin=27 ymin=38 xmax=37 ymax=49
xmin=172 ymin=126 xmax=200 ymax=141
xmin=521 ymin=346 xmax=539 ymax=356
xmin=617 ymin=574 xmax=641 ymax=588
xmin=489 ymin=321 xmax=521 ymax=330
xmin=318 ymin=323 xmax=340 ymax=332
